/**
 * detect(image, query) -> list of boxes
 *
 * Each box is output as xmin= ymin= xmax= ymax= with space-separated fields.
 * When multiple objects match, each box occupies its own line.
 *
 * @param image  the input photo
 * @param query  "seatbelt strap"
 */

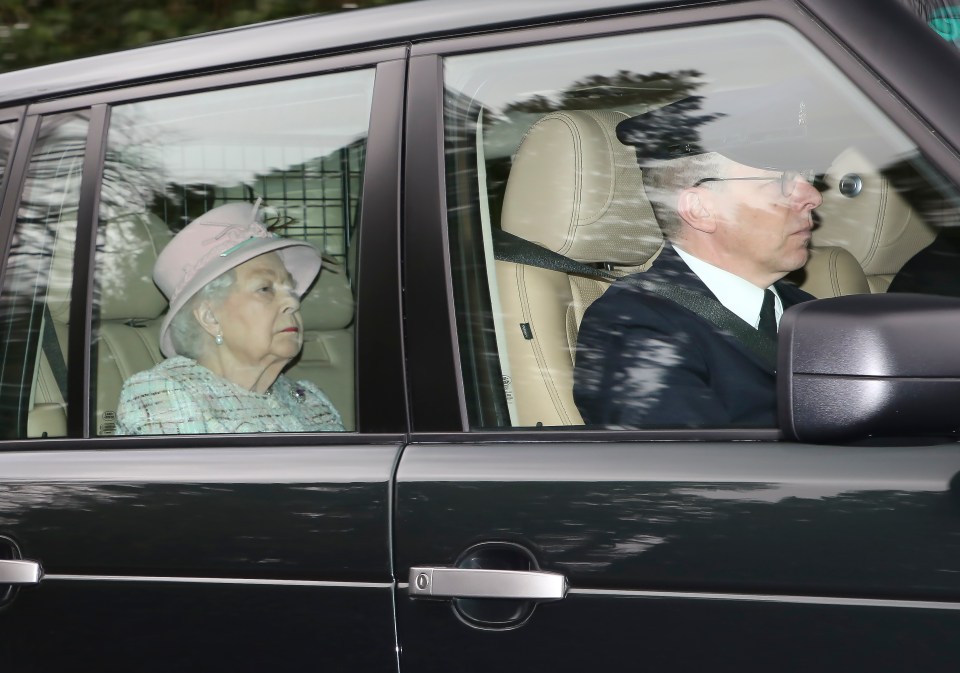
xmin=492 ymin=229 xmax=614 ymax=281
xmin=630 ymin=278 xmax=777 ymax=371
xmin=42 ymin=304 xmax=68 ymax=403
xmin=491 ymin=228 xmax=776 ymax=370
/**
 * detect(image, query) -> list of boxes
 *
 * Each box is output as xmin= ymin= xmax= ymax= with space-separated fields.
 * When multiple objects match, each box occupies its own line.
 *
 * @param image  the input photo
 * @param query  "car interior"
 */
xmin=484 ymin=109 xmax=937 ymax=428
xmin=26 ymin=187 xmax=359 ymax=438
xmin=25 ymin=121 xmax=934 ymax=437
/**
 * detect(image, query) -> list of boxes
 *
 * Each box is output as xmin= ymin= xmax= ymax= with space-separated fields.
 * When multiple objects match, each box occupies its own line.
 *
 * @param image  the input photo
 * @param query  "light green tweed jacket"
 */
xmin=115 ymin=356 xmax=344 ymax=435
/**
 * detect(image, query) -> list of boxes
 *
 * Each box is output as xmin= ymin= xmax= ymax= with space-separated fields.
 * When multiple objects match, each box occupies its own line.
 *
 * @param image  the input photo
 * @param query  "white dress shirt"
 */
xmin=674 ymin=246 xmax=783 ymax=329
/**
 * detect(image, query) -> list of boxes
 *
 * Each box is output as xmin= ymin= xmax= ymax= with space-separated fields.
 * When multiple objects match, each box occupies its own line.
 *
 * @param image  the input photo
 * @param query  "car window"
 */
xmin=0 ymin=113 xmax=87 ymax=439
xmin=443 ymin=19 xmax=960 ymax=431
xmin=0 ymin=68 xmax=373 ymax=440
xmin=93 ymin=69 xmax=373 ymax=436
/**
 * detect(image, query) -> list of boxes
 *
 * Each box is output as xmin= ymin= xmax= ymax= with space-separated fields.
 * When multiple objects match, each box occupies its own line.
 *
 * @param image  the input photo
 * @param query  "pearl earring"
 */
xmin=214 ymin=331 xmax=224 ymax=346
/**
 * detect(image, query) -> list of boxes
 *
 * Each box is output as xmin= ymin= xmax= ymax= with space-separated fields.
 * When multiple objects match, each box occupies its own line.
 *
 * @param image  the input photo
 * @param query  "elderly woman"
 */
xmin=115 ymin=201 xmax=344 ymax=434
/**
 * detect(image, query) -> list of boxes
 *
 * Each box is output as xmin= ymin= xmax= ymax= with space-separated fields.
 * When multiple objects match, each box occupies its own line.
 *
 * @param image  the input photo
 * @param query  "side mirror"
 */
xmin=778 ymin=293 xmax=960 ymax=443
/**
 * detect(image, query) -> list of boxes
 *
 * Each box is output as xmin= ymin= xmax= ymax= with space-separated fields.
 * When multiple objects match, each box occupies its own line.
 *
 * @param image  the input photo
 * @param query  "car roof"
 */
xmin=0 ymin=0 xmax=682 ymax=107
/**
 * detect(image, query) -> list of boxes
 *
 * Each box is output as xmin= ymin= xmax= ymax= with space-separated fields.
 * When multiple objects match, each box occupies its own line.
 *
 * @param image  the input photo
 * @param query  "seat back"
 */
xmin=95 ymin=212 xmax=172 ymax=434
xmin=285 ymin=258 xmax=356 ymax=430
xmin=27 ymin=208 xmax=170 ymax=436
xmin=496 ymin=110 xmax=662 ymax=426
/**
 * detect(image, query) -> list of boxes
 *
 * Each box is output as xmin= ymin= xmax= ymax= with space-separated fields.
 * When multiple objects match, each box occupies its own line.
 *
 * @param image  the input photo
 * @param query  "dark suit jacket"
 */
xmin=573 ymin=245 xmax=813 ymax=428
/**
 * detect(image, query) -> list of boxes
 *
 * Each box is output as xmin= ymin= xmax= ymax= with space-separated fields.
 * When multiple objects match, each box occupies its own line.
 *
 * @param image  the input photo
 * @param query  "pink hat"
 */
xmin=154 ymin=201 xmax=322 ymax=357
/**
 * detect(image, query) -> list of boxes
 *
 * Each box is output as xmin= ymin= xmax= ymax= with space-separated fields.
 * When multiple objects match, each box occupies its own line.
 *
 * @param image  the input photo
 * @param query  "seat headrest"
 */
xmin=98 ymin=212 xmax=172 ymax=322
xmin=298 ymin=260 xmax=354 ymax=331
xmin=501 ymin=110 xmax=662 ymax=266
xmin=814 ymin=147 xmax=935 ymax=278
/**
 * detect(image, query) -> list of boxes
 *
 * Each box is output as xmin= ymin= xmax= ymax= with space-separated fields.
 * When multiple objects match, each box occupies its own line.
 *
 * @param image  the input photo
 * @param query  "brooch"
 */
xmin=291 ymin=387 xmax=306 ymax=404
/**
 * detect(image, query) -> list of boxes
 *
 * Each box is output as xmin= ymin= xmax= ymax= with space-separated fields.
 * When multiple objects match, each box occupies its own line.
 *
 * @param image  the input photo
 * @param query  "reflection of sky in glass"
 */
xmin=4 ymin=114 xmax=88 ymax=300
xmin=108 ymin=69 xmax=375 ymax=188
xmin=445 ymin=19 xmax=916 ymax=167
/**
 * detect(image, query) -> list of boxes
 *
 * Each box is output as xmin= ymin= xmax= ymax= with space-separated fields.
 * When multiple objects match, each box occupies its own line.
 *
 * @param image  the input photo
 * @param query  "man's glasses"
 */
xmin=693 ymin=170 xmax=817 ymax=198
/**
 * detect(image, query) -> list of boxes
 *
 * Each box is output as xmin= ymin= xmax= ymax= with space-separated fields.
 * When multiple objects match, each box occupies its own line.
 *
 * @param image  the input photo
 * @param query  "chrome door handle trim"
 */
xmin=0 ymin=559 xmax=43 ymax=585
xmin=408 ymin=567 xmax=566 ymax=600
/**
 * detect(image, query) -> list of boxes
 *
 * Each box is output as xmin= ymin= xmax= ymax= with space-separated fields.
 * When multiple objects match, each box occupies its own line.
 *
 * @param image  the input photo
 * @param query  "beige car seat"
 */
xmin=814 ymin=147 xmax=935 ymax=292
xmin=788 ymin=245 xmax=870 ymax=298
xmin=493 ymin=114 xmax=890 ymax=428
xmin=285 ymin=258 xmax=356 ymax=430
xmin=95 ymin=211 xmax=172 ymax=434
xmin=496 ymin=110 xmax=663 ymax=427
xmin=27 ymin=210 xmax=170 ymax=437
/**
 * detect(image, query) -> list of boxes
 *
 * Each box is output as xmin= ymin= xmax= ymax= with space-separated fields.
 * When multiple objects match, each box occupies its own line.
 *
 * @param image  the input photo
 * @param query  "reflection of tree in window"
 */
xmin=101 ymin=105 xmax=365 ymax=263
xmin=95 ymin=110 xmax=168 ymax=315
xmin=501 ymin=69 xmax=710 ymax=115
xmin=5 ymin=114 xmax=88 ymax=297
xmin=483 ymin=70 xmax=717 ymax=228
xmin=96 ymin=108 xmax=365 ymax=308
xmin=0 ymin=113 xmax=89 ymax=439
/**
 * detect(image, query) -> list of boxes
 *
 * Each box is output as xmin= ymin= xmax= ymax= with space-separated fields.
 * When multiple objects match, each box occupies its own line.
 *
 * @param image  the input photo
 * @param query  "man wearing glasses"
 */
xmin=574 ymin=88 xmax=828 ymax=428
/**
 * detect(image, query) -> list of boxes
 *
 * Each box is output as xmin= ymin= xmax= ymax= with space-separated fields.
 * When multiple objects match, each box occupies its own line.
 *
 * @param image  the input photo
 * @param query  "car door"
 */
xmin=0 ymin=51 xmax=407 ymax=671
xmin=395 ymin=1 xmax=960 ymax=671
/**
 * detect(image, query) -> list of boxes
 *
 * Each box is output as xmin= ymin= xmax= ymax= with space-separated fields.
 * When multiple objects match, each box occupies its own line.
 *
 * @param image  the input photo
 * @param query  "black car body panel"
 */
xmin=395 ymin=442 xmax=960 ymax=670
xmin=0 ymin=444 xmax=401 ymax=670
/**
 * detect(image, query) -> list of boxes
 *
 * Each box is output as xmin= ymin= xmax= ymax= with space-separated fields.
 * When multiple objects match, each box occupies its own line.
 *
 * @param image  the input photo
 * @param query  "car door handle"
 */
xmin=408 ymin=566 xmax=567 ymax=600
xmin=0 ymin=559 xmax=43 ymax=585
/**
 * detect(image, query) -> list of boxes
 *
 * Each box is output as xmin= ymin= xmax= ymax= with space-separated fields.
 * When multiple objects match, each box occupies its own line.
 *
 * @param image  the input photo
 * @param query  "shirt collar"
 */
xmin=674 ymin=246 xmax=782 ymax=328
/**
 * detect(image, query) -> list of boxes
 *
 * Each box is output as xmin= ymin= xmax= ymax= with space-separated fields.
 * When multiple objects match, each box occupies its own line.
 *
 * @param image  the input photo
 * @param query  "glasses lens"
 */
xmin=781 ymin=170 xmax=819 ymax=196
xmin=780 ymin=171 xmax=798 ymax=197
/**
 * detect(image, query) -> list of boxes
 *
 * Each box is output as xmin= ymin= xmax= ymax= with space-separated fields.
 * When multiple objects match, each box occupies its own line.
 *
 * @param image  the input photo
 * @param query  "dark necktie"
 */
xmin=758 ymin=288 xmax=778 ymax=339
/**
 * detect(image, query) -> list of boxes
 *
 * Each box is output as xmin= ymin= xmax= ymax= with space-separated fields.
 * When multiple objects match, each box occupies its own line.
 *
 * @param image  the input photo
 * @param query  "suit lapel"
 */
xmin=645 ymin=245 xmax=777 ymax=373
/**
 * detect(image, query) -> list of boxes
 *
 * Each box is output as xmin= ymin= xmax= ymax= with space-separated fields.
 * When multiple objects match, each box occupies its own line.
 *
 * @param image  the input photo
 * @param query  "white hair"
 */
xmin=168 ymin=269 xmax=237 ymax=359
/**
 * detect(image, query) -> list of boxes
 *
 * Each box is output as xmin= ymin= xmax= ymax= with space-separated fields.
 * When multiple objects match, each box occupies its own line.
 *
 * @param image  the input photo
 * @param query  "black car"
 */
xmin=2 ymin=0 xmax=960 ymax=670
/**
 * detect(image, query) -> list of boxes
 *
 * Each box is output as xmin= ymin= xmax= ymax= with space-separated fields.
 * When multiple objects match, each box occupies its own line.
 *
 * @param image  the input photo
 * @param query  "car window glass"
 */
xmin=443 ymin=19 xmax=960 ymax=431
xmin=0 ymin=120 xmax=15 ymax=184
xmin=95 ymin=69 xmax=373 ymax=436
xmin=0 ymin=113 xmax=88 ymax=439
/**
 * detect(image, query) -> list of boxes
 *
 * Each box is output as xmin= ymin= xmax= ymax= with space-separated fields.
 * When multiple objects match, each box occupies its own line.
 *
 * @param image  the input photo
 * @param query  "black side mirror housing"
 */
xmin=778 ymin=293 xmax=960 ymax=443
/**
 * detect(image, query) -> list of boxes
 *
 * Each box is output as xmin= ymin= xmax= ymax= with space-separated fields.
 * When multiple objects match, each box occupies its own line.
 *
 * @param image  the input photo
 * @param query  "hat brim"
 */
xmin=158 ymin=237 xmax=322 ymax=357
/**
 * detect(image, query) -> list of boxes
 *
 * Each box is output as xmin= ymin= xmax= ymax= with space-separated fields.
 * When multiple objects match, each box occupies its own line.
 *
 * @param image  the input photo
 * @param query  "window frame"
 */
xmin=0 ymin=46 xmax=408 ymax=444
xmin=0 ymin=107 xmax=35 ymax=300
xmin=0 ymin=111 xmax=90 ymax=439
xmin=403 ymin=0 xmax=960 ymax=441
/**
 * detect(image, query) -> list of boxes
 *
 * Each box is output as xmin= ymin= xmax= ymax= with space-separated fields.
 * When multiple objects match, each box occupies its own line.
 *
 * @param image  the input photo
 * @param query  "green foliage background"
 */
xmin=0 ymin=0 xmax=410 ymax=73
